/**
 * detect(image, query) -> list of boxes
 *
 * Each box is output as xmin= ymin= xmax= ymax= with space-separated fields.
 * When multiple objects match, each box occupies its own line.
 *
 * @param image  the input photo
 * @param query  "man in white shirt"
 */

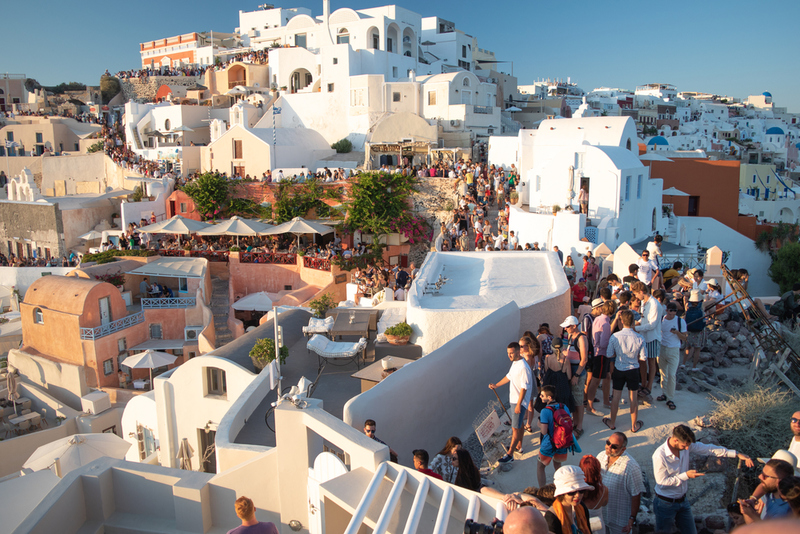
xmin=489 ymin=342 xmax=532 ymax=463
xmin=636 ymin=250 xmax=659 ymax=286
xmin=393 ymin=284 xmax=405 ymax=301
xmin=632 ymin=281 xmax=661 ymax=398
xmin=658 ymin=303 xmax=687 ymax=410
xmin=508 ymin=230 xmax=519 ymax=250
xmin=652 ymin=424 xmax=753 ymax=534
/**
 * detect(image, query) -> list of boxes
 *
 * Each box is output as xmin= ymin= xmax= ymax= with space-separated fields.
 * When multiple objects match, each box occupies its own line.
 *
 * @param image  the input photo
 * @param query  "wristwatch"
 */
xmin=629 ymin=515 xmax=637 ymax=525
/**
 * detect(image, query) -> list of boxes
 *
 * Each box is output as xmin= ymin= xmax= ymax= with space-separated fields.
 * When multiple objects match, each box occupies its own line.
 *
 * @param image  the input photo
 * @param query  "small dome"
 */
xmin=762 ymin=92 xmax=772 ymax=97
xmin=766 ymin=127 xmax=785 ymax=135
xmin=647 ymin=136 xmax=669 ymax=146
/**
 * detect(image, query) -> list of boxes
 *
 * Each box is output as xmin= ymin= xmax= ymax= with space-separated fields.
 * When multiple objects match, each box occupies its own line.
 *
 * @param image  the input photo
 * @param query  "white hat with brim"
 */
xmin=553 ymin=465 xmax=595 ymax=497
xmin=689 ymin=289 xmax=702 ymax=303
xmin=560 ymin=316 xmax=580 ymax=328
xmin=757 ymin=449 xmax=800 ymax=475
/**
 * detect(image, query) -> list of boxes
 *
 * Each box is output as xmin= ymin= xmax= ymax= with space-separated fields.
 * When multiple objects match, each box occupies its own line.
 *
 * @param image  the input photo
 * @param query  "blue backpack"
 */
xmin=685 ymin=304 xmax=705 ymax=332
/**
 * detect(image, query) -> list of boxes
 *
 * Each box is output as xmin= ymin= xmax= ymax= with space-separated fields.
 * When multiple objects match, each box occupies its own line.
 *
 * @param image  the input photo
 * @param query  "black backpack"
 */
xmin=685 ymin=304 xmax=705 ymax=332
xmin=580 ymin=314 xmax=595 ymax=356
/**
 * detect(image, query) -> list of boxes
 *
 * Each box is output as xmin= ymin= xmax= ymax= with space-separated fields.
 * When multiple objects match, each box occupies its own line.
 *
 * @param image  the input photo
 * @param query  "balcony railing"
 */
xmin=80 ymin=312 xmax=144 ymax=340
xmin=189 ymin=250 xmax=229 ymax=262
xmin=142 ymin=297 xmax=196 ymax=309
xmin=240 ymin=251 xmax=297 ymax=264
xmin=473 ymin=105 xmax=493 ymax=115
xmin=303 ymin=256 xmax=331 ymax=271
xmin=158 ymin=249 xmax=185 ymax=257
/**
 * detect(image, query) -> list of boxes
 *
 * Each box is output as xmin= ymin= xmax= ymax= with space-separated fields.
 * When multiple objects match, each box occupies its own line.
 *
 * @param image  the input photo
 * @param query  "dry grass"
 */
xmin=708 ymin=384 xmax=795 ymax=461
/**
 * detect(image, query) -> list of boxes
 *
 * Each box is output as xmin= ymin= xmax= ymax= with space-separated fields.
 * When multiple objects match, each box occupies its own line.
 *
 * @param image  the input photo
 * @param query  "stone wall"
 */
xmin=0 ymin=200 xmax=64 ymax=257
xmin=120 ymin=76 xmax=202 ymax=103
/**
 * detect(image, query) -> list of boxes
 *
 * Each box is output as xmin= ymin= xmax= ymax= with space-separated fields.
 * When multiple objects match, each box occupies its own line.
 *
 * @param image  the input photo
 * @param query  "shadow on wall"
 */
xmin=343 ymin=301 xmax=521 ymax=466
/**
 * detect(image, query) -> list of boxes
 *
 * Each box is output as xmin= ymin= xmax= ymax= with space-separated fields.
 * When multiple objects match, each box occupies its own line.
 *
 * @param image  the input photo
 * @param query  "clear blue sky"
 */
xmin=3 ymin=0 xmax=798 ymax=112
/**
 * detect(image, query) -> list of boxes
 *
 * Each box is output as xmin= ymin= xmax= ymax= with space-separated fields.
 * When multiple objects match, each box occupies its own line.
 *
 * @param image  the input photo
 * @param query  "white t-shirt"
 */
xmin=494 ymin=234 xmax=505 ymax=249
xmin=509 ymin=235 xmax=519 ymax=249
xmin=789 ymin=438 xmax=800 ymax=469
xmin=506 ymin=358 xmax=532 ymax=407
xmin=646 ymin=241 xmax=663 ymax=258
xmin=661 ymin=315 xmax=685 ymax=349
xmin=637 ymin=258 xmax=658 ymax=284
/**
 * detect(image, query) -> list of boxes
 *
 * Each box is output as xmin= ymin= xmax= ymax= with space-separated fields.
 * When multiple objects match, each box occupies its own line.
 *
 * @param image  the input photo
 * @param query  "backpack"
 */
xmin=580 ymin=316 xmax=595 ymax=357
xmin=546 ymin=404 xmax=575 ymax=450
xmin=685 ymin=304 xmax=705 ymax=332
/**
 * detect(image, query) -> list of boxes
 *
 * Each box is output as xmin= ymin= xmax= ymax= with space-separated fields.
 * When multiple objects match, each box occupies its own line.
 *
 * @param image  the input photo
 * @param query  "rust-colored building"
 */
xmin=167 ymin=190 xmax=202 ymax=220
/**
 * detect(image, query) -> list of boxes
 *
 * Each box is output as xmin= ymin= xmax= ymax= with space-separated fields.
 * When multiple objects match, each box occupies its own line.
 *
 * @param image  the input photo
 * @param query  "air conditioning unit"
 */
xmin=81 ymin=391 xmax=111 ymax=415
xmin=450 ymin=119 xmax=460 ymax=127
xmin=185 ymin=326 xmax=202 ymax=341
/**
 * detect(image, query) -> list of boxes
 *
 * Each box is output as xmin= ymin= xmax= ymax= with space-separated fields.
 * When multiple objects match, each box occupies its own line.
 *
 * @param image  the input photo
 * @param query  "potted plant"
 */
xmin=229 ymin=245 xmax=241 ymax=252
xmin=384 ymin=322 xmax=413 ymax=345
xmin=552 ymin=204 xmax=561 ymax=215
xmin=249 ymin=337 xmax=289 ymax=372
xmin=280 ymin=86 xmax=288 ymax=91
xmin=509 ymin=191 xmax=520 ymax=205
xmin=308 ymin=292 xmax=336 ymax=318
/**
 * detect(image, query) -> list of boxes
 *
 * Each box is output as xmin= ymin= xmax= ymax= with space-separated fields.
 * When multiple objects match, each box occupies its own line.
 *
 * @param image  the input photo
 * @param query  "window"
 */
xmin=165 ymin=119 xmax=171 ymax=131
xmin=767 ymin=174 xmax=770 ymax=184
xmin=462 ymin=45 xmax=467 ymax=58
xmin=327 ymin=83 xmax=334 ymax=93
xmin=332 ymin=57 xmax=338 ymax=65
xmin=180 ymin=202 xmax=187 ymax=212
xmin=295 ymin=33 xmax=307 ymax=49
xmin=33 ymin=307 xmax=44 ymax=324
xmin=337 ymin=29 xmax=349 ymax=44
xmin=463 ymin=78 xmax=470 ymax=87
xmin=35 ymin=133 xmax=43 ymax=143
xmin=372 ymin=34 xmax=379 ymax=50
xmin=103 ymin=359 xmax=114 ymax=376
xmin=178 ymin=277 xmax=188 ymax=292
xmin=625 ymin=176 xmax=631 ymax=201
xmin=536 ymin=175 xmax=541 ymax=192
xmin=233 ymin=139 xmax=243 ymax=159
xmin=118 ymin=338 xmax=127 ymax=353
xmin=205 ymin=367 xmax=227 ymax=397
xmin=427 ymin=91 xmax=437 ymax=105
xmin=387 ymin=38 xmax=393 ymax=53
xmin=393 ymin=92 xmax=401 ymax=102
xmin=637 ymin=175 xmax=642 ymax=199
xmin=392 ymin=67 xmax=398 ymax=78
xmin=149 ymin=323 xmax=163 ymax=339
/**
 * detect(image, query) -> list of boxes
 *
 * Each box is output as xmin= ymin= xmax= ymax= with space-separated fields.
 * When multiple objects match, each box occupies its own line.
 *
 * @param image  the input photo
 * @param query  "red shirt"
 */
xmin=572 ymin=284 xmax=587 ymax=302
xmin=418 ymin=468 xmax=443 ymax=480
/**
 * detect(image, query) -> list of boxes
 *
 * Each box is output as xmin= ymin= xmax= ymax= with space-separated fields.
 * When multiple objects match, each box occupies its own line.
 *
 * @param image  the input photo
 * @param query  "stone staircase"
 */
xmin=211 ymin=277 xmax=233 ymax=348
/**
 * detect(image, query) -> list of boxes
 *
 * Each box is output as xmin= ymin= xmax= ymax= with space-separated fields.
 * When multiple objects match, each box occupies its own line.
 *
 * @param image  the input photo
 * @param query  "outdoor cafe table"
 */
xmin=330 ymin=312 xmax=370 ymax=340
xmin=351 ymin=356 xmax=415 ymax=393
xmin=9 ymin=411 xmax=39 ymax=425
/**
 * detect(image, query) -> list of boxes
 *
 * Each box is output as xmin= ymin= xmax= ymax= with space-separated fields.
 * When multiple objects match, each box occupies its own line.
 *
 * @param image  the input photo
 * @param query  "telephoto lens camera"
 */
xmin=464 ymin=519 xmax=503 ymax=534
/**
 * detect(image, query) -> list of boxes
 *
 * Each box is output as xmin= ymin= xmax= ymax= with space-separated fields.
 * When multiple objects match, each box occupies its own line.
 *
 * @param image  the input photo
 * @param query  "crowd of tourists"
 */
xmin=112 ymin=49 xmax=269 ymax=82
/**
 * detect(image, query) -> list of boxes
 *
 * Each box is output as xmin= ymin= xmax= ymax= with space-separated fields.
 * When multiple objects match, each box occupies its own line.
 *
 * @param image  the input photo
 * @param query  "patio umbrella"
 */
xmin=177 ymin=437 xmax=194 ymax=470
xmin=23 ymin=433 xmax=131 ymax=477
xmin=662 ymin=186 xmax=689 ymax=197
xmin=121 ymin=349 xmax=177 ymax=389
xmin=232 ymin=291 xmax=273 ymax=311
xmin=78 ymin=230 xmax=104 ymax=241
xmin=196 ymin=216 xmax=275 ymax=246
xmin=262 ymin=217 xmax=333 ymax=248
xmin=137 ymin=215 xmax=212 ymax=235
xmin=505 ymin=106 xmax=522 ymax=112
xmin=6 ymin=368 xmax=19 ymax=417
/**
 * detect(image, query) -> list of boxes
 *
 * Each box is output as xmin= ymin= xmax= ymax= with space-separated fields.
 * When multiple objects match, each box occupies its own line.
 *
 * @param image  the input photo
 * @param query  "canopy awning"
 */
xmin=126 ymin=257 xmax=207 ymax=278
xmin=129 ymin=339 xmax=191 ymax=351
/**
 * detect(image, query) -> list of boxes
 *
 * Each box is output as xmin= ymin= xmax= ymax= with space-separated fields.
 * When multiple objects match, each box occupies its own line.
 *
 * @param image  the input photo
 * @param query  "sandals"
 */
xmin=632 ymin=420 xmax=644 ymax=433
xmin=666 ymin=400 xmax=677 ymax=410
xmin=524 ymin=424 xmax=533 ymax=433
xmin=588 ymin=408 xmax=605 ymax=417
xmin=574 ymin=428 xmax=584 ymax=438
xmin=656 ymin=395 xmax=667 ymax=402
xmin=602 ymin=417 xmax=616 ymax=430
xmin=638 ymin=388 xmax=651 ymax=397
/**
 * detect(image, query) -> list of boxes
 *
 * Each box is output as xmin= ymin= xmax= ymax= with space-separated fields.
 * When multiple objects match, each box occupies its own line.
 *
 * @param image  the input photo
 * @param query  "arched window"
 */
xmin=165 ymin=119 xmax=171 ymax=131
xmin=626 ymin=138 xmax=632 ymax=151
xmin=337 ymin=28 xmax=350 ymax=44
xmin=652 ymin=208 xmax=657 ymax=231
xmin=33 ymin=307 xmax=44 ymax=324
xmin=462 ymin=78 xmax=470 ymax=87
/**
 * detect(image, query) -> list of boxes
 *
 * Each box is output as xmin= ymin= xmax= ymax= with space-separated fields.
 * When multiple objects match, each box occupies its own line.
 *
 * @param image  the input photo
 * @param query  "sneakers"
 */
xmin=498 ymin=454 xmax=514 ymax=464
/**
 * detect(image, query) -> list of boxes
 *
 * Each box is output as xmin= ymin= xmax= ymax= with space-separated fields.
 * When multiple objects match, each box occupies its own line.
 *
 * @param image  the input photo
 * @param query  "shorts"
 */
xmin=686 ymin=330 xmax=706 ymax=348
xmin=511 ymin=406 xmax=527 ymax=429
xmin=539 ymin=435 xmax=569 ymax=462
xmin=591 ymin=354 xmax=613 ymax=379
xmin=646 ymin=340 xmax=661 ymax=359
xmin=570 ymin=364 xmax=586 ymax=405
xmin=612 ymin=368 xmax=641 ymax=392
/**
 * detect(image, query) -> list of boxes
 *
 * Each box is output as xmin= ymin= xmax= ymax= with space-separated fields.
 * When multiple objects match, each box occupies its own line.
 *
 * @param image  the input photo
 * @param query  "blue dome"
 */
xmin=766 ymin=127 xmax=785 ymax=135
xmin=763 ymin=92 xmax=772 ymax=97
xmin=647 ymin=136 xmax=669 ymax=146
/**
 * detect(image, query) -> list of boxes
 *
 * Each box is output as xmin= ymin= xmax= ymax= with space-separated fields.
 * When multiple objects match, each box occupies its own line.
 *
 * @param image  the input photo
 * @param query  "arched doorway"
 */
xmin=290 ymin=68 xmax=313 ymax=93
xmin=402 ymin=27 xmax=416 ymax=59
xmin=227 ymin=64 xmax=246 ymax=90
xmin=780 ymin=207 xmax=794 ymax=223
xmin=366 ymin=26 xmax=380 ymax=50
xmin=386 ymin=24 xmax=399 ymax=54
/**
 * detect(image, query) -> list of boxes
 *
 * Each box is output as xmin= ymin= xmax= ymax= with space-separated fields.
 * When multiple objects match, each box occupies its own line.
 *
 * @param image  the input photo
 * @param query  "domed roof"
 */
xmin=762 ymin=92 xmax=772 ymax=97
xmin=647 ymin=136 xmax=669 ymax=146
xmin=766 ymin=127 xmax=785 ymax=135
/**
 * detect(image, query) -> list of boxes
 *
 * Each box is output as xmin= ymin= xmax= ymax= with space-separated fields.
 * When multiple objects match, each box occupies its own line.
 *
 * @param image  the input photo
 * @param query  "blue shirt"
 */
xmin=606 ymin=328 xmax=646 ymax=371
xmin=764 ymin=493 xmax=791 ymax=520
xmin=540 ymin=402 xmax=571 ymax=437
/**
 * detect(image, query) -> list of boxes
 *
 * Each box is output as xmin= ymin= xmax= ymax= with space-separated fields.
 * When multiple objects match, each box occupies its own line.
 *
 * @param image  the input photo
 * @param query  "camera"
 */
xmin=464 ymin=519 xmax=503 ymax=534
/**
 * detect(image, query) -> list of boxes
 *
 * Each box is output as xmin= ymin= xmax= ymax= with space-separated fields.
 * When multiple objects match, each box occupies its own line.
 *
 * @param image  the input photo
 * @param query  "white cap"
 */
xmin=560 ymin=316 xmax=580 ymax=328
xmin=553 ymin=465 xmax=595 ymax=497
xmin=689 ymin=289 xmax=702 ymax=303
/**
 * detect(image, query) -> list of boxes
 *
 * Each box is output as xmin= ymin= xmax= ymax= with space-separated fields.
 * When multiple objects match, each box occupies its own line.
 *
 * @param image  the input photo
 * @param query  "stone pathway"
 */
xmin=211 ymin=277 xmax=233 ymax=348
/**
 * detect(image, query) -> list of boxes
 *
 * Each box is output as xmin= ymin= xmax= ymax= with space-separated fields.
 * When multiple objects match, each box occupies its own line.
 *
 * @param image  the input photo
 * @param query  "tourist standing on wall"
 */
xmin=490 ymin=342 xmax=532 ymax=464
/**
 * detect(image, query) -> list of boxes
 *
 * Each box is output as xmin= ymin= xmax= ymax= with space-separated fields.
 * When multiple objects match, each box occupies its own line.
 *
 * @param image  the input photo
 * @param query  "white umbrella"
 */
xmin=170 ymin=125 xmax=195 ymax=133
xmin=122 ymin=350 xmax=178 ymax=389
xmin=137 ymin=215 xmax=212 ymax=235
xmin=662 ymin=186 xmax=690 ymax=197
xmin=196 ymin=216 xmax=275 ymax=246
xmin=78 ymin=230 xmax=104 ymax=241
xmin=6 ymin=368 xmax=19 ymax=416
xmin=23 ymin=433 xmax=131 ymax=477
xmin=263 ymin=216 xmax=333 ymax=247
xmin=177 ymin=437 xmax=195 ymax=470
xmin=232 ymin=291 xmax=273 ymax=311
xmin=505 ymin=106 xmax=522 ymax=112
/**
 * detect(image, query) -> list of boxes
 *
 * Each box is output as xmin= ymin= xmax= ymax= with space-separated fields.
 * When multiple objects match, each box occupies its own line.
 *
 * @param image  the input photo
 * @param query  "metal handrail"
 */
xmin=189 ymin=250 xmax=229 ymax=262
xmin=141 ymin=297 xmax=196 ymax=309
xmin=240 ymin=251 xmax=297 ymax=264
xmin=79 ymin=311 xmax=144 ymax=340
xmin=303 ymin=256 xmax=331 ymax=271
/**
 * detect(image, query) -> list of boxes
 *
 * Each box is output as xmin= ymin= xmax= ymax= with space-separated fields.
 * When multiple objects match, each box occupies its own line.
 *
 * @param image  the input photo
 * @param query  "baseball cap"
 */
xmin=560 ymin=316 xmax=579 ymax=328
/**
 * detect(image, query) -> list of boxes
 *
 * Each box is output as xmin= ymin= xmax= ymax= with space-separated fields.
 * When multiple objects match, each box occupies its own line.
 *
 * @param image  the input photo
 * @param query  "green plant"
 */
xmin=343 ymin=171 xmax=421 ymax=236
xmin=81 ymin=250 xmax=156 ymax=264
xmin=443 ymin=200 xmax=454 ymax=212
xmin=132 ymin=186 xmax=144 ymax=202
xmin=229 ymin=245 xmax=241 ymax=252
xmin=297 ymin=250 xmax=305 ymax=256
xmin=250 ymin=337 xmax=289 ymax=367
xmin=384 ymin=322 xmax=413 ymax=337
xmin=769 ymin=242 xmax=800 ymax=293
xmin=331 ymin=138 xmax=353 ymax=153
xmin=271 ymin=180 xmax=341 ymax=223
xmin=94 ymin=272 xmax=126 ymax=287
xmin=100 ymin=76 xmax=121 ymax=104
xmin=552 ymin=204 xmax=561 ymax=214
xmin=308 ymin=292 xmax=336 ymax=318
xmin=87 ymin=141 xmax=104 ymax=154
xmin=509 ymin=191 xmax=519 ymax=204
xmin=183 ymin=173 xmax=230 ymax=220
xmin=332 ymin=244 xmax=386 ymax=271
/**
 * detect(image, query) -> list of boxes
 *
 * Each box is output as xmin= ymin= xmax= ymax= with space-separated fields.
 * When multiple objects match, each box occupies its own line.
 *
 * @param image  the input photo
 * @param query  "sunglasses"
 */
xmin=792 ymin=418 xmax=800 ymax=424
xmin=605 ymin=440 xmax=621 ymax=450
xmin=567 ymin=490 xmax=586 ymax=496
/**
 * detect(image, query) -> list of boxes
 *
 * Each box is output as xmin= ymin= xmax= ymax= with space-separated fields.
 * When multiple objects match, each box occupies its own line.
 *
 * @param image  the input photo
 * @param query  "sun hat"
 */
xmin=592 ymin=298 xmax=603 ymax=307
xmin=583 ymin=296 xmax=590 ymax=302
xmin=757 ymin=449 xmax=800 ymax=474
xmin=707 ymin=279 xmax=720 ymax=287
xmin=689 ymin=289 xmax=702 ymax=303
xmin=553 ymin=465 xmax=595 ymax=497
xmin=560 ymin=316 xmax=580 ymax=328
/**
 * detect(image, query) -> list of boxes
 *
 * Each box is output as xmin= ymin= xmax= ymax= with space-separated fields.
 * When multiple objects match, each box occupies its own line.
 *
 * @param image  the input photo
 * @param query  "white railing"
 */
xmin=141 ymin=297 xmax=196 ymax=309
xmin=79 ymin=312 xmax=144 ymax=340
